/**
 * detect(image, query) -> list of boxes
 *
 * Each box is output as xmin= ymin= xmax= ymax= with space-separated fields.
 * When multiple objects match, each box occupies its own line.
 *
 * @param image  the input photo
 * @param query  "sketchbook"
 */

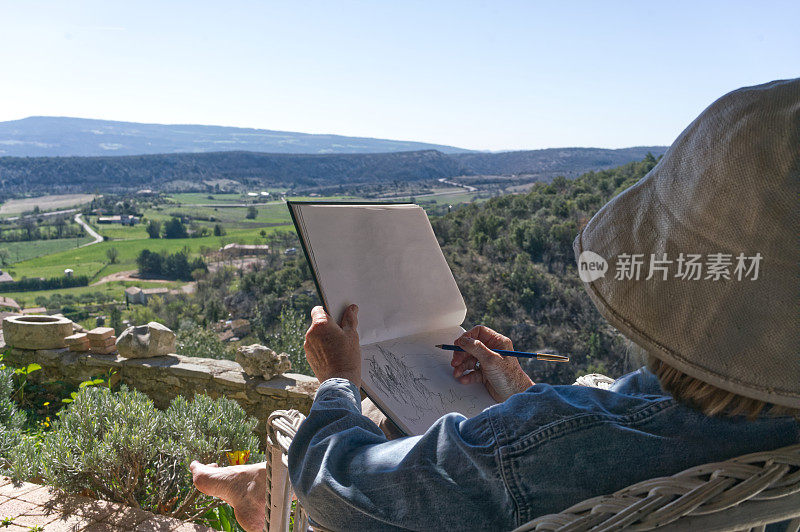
xmin=288 ymin=201 xmax=496 ymax=435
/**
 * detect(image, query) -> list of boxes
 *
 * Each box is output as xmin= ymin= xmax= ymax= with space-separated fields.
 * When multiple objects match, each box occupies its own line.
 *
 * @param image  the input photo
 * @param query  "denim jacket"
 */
xmin=288 ymin=368 xmax=799 ymax=531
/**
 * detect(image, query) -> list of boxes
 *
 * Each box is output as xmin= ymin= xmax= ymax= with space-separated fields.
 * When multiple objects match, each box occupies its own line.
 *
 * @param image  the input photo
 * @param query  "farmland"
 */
xmin=0 ymin=185 xmax=483 ymax=332
xmin=0 ymin=235 xmax=95 ymax=263
xmin=0 ymin=193 xmax=96 ymax=216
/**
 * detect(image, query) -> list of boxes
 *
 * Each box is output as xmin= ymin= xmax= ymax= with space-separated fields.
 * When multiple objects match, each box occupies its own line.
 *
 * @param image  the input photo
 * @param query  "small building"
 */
xmin=219 ymin=243 xmax=270 ymax=259
xmin=125 ymin=286 xmax=176 ymax=305
xmin=121 ymin=214 xmax=139 ymax=226
xmin=97 ymin=215 xmax=138 ymax=225
xmin=21 ymin=307 xmax=47 ymax=315
xmin=64 ymin=268 xmax=74 ymax=278
xmin=0 ymin=270 xmax=13 ymax=283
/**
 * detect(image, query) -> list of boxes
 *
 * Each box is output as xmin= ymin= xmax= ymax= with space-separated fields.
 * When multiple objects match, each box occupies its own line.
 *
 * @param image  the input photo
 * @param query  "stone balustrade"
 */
xmin=4 ymin=347 xmax=319 ymax=445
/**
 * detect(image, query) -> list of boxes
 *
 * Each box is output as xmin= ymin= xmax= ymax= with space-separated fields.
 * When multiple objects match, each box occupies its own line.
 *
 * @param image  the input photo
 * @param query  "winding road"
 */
xmin=74 ymin=213 xmax=104 ymax=247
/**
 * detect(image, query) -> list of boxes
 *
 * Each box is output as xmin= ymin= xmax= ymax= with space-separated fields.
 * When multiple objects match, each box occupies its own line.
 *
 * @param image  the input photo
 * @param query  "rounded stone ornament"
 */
xmin=3 ymin=315 xmax=74 ymax=350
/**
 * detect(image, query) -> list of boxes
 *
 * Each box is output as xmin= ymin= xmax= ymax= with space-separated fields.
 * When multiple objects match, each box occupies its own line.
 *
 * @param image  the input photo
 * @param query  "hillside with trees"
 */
xmin=0 ymin=146 xmax=665 ymax=196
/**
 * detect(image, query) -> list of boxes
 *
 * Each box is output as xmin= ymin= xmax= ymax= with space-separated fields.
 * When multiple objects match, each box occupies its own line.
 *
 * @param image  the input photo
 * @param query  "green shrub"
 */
xmin=176 ymin=325 xmax=235 ymax=360
xmin=36 ymin=386 xmax=260 ymax=519
xmin=258 ymin=305 xmax=311 ymax=376
xmin=0 ymin=368 xmax=26 ymax=462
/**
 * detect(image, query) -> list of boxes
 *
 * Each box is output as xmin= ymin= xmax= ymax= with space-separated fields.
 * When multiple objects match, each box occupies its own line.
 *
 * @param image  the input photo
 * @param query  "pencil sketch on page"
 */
xmin=363 ymin=344 xmax=482 ymax=430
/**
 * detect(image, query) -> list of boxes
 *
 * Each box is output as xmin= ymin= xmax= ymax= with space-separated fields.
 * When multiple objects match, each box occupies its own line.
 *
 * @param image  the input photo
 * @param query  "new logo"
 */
xmin=578 ymin=251 xmax=608 ymax=282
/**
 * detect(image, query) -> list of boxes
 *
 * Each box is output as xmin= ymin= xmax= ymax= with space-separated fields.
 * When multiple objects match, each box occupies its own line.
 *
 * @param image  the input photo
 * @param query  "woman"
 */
xmin=191 ymin=78 xmax=799 ymax=531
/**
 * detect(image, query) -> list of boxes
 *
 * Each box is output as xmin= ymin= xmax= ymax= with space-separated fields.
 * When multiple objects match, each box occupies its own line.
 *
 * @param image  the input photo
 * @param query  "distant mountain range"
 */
xmin=0 ymin=116 xmax=668 ymax=195
xmin=0 ymin=117 xmax=471 ymax=157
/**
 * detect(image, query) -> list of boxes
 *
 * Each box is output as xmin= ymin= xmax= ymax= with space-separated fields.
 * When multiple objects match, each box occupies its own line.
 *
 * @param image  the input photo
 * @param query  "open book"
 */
xmin=288 ymin=202 xmax=496 ymax=435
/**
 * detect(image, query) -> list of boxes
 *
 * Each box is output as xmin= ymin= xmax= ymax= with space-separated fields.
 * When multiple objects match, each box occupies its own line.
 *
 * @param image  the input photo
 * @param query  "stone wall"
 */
xmin=4 ymin=347 xmax=319 ymax=446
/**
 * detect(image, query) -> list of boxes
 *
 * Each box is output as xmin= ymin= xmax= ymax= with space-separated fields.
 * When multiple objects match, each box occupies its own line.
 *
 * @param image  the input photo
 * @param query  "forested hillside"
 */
xmin=0 ymin=150 xmax=464 ymax=195
xmin=432 ymin=154 xmax=659 ymax=383
xmin=0 ymin=146 xmax=666 ymax=196
xmin=453 ymin=146 xmax=665 ymax=177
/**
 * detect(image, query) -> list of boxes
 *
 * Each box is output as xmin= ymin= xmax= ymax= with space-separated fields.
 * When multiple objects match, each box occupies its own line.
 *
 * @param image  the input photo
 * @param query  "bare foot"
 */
xmin=191 ymin=461 xmax=267 ymax=532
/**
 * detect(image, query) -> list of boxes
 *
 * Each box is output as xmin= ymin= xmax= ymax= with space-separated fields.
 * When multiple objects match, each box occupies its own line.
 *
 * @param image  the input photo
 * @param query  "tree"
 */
xmin=0 ymin=248 xmax=9 ymax=267
xmin=163 ymin=217 xmax=188 ymax=239
xmin=246 ymin=206 xmax=257 ymax=220
xmin=213 ymin=224 xmax=226 ymax=236
xmin=109 ymin=305 xmax=123 ymax=334
xmin=106 ymin=247 xmax=119 ymax=264
xmin=21 ymin=218 xmax=36 ymax=241
xmin=54 ymin=217 xmax=67 ymax=238
xmin=137 ymin=249 xmax=164 ymax=277
xmin=146 ymin=220 xmax=161 ymax=239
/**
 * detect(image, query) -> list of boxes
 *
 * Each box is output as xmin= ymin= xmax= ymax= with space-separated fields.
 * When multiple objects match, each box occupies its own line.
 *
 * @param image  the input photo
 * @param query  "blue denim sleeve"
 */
xmin=288 ymin=378 xmax=515 ymax=531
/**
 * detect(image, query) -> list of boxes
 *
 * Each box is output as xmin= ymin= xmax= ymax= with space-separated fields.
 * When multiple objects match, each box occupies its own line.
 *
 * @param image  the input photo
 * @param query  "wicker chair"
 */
xmin=264 ymin=382 xmax=800 ymax=532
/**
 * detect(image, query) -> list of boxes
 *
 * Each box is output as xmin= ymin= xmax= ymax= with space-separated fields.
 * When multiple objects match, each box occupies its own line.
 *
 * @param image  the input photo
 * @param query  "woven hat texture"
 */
xmin=574 ymin=78 xmax=800 ymax=408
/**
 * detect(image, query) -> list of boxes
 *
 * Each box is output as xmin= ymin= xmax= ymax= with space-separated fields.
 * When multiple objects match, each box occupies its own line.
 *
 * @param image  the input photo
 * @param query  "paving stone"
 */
xmin=101 ymin=504 xmax=154 ymax=527
xmin=0 ymin=523 xmax=29 ymax=531
xmin=59 ymin=499 xmax=116 ymax=522
xmin=9 ymin=507 xmax=60 ymax=527
xmin=170 ymin=521 xmax=215 ymax=531
xmin=134 ymin=515 xmax=184 ymax=531
xmin=42 ymin=513 xmax=95 ymax=531
xmin=0 ymin=476 xmax=13 ymax=487
xmin=13 ymin=485 xmax=52 ymax=504
xmin=0 ymin=496 xmax=39 ymax=516
xmin=0 ymin=481 xmax=39 ymax=498
xmin=82 ymin=523 xmax=122 ymax=532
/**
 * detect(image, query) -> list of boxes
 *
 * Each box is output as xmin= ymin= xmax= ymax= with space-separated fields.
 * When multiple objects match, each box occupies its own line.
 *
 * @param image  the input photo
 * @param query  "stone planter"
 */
xmin=3 ymin=315 xmax=73 ymax=350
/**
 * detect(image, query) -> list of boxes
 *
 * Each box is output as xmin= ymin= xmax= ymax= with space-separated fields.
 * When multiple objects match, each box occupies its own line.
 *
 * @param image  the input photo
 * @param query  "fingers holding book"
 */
xmin=304 ymin=304 xmax=362 ymax=386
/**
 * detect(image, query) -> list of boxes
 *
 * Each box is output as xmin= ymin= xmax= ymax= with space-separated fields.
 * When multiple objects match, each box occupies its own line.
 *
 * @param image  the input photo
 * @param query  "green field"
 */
xmin=167 ymin=191 xmax=288 ymax=205
xmin=6 ymin=280 xmax=184 ymax=309
xmin=7 ymin=226 xmax=288 ymax=282
xmin=4 ymin=190 xmax=480 ymax=305
xmin=1 ymin=236 xmax=96 ymax=264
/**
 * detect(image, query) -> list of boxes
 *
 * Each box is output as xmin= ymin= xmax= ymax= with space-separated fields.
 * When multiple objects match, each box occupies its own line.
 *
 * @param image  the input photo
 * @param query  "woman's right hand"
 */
xmin=451 ymin=325 xmax=534 ymax=402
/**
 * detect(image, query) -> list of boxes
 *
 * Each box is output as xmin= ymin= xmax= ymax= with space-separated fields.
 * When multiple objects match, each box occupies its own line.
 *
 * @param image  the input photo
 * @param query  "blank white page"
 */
xmin=291 ymin=203 xmax=467 ymax=345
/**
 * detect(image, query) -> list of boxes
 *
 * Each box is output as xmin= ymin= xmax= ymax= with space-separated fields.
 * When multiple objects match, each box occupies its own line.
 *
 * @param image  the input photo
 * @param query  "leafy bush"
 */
xmin=177 ymin=325 xmax=235 ymax=360
xmin=137 ymin=249 xmax=206 ymax=281
xmin=0 ymin=275 xmax=89 ymax=293
xmin=257 ymin=305 xmax=311 ymax=376
xmin=0 ymin=368 xmax=26 ymax=462
xmin=35 ymin=386 xmax=260 ymax=520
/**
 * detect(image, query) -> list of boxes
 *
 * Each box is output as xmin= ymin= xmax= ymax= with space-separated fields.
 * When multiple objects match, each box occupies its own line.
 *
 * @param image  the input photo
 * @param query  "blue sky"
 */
xmin=1 ymin=1 xmax=797 ymax=151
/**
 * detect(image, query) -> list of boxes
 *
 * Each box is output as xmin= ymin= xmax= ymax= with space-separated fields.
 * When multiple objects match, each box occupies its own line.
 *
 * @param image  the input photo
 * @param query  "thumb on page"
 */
xmin=340 ymin=304 xmax=358 ymax=332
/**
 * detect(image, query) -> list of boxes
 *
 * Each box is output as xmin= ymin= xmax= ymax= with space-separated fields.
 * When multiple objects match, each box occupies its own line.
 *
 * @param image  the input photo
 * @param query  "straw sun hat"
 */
xmin=574 ymin=78 xmax=799 ymax=409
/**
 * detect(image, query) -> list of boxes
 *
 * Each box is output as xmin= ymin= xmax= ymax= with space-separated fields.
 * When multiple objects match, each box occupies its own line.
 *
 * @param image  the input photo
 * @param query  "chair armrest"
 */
xmin=514 ymin=444 xmax=800 ymax=531
xmin=265 ymin=409 xmax=308 ymax=532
